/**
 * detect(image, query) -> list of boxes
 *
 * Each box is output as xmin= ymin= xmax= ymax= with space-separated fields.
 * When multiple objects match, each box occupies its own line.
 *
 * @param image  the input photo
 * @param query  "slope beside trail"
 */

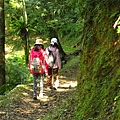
xmin=0 ymin=74 xmax=77 ymax=120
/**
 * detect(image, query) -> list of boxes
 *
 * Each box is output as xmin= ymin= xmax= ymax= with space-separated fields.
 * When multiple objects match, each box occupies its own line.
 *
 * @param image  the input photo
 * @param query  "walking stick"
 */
xmin=51 ymin=67 xmax=54 ymax=87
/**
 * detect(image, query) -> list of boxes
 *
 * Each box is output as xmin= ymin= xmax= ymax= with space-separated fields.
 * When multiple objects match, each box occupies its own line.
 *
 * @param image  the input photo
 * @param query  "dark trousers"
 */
xmin=46 ymin=67 xmax=58 ymax=87
xmin=33 ymin=74 xmax=44 ymax=96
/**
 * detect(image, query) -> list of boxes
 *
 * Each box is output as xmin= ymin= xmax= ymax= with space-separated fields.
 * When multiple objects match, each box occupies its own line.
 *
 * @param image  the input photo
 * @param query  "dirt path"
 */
xmin=0 ymin=76 xmax=77 ymax=120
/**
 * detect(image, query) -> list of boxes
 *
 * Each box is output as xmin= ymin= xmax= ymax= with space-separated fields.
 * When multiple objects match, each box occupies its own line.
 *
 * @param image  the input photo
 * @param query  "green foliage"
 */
xmin=5 ymin=0 xmax=26 ymax=51
xmin=117 ymin=22 xmax=120 ymax=33
xmin=5 ymin=0 xmax=83 ymax=47
xmin=5 ymin=54 xmax=31 ymax=94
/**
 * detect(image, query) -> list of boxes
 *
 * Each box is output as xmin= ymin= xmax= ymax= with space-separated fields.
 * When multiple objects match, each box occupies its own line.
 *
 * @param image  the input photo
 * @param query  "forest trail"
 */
xmin=0 ymin=75 xmax=77 ymax=120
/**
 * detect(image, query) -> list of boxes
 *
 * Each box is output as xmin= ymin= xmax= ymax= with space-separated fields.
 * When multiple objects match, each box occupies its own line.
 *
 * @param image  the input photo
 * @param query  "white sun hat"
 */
xmin=50 ymin=38 xmax=58 ymax=45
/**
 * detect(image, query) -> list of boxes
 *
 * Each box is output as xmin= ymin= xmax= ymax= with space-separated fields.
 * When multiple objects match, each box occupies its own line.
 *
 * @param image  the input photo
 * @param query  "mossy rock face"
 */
xmin=77 ymin=1 xmax=120 ymax=120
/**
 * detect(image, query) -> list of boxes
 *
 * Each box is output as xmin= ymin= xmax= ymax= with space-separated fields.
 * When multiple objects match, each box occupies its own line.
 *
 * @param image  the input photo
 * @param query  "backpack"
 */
xmin=47 ymin=48 xmax=55 ymax=68
xmin=31 ymin=57 xmax=42 ymax=72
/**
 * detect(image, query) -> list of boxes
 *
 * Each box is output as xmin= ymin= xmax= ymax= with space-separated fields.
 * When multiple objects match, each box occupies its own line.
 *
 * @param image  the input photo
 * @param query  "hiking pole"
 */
xmin=51 ymin=67 xmax=54 ymax=87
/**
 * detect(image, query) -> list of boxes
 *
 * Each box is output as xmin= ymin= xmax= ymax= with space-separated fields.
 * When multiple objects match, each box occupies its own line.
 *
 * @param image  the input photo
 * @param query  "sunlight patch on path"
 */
xmin=59 ymin=76 xmax=77 ymax=88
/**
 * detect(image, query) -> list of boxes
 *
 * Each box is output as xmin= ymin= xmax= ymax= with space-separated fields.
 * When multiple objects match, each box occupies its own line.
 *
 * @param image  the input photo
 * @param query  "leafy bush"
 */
xmin=5 ymin=55 xmax=32 ymax=94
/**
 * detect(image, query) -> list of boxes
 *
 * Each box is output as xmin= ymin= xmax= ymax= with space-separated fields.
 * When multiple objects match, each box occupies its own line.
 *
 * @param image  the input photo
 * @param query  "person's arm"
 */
xmin=43 ymin=50 xmax=48 ymax=75
xmin=56 ymin=49 xmax=61 ymax=69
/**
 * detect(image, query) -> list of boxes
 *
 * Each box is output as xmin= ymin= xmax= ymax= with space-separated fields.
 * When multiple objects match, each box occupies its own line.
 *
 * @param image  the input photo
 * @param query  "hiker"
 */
xmin=46 ymin=38 xmax=61 ymax=90
xmin=29 ymin=39 xmax=48 ymax=100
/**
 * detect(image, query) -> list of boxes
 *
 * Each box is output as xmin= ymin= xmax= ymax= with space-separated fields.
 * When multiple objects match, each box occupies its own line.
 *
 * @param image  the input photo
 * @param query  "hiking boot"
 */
xmin=47 ymin=86 xmax=53 ymax=90
xmin=33 ymin=95 xmax=37 ymax=100
xmin=53 ymin=87 xmax=57 ymax=90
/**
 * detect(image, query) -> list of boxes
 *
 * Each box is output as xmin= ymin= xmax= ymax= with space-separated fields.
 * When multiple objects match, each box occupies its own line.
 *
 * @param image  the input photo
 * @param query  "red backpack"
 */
xmin=30 ymin=49 xmax=43 ymax=73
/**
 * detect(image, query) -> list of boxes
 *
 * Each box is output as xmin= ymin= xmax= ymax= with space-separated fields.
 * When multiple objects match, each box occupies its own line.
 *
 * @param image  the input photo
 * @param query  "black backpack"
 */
xmin=47 ymin=48 xmax=55 ymax=68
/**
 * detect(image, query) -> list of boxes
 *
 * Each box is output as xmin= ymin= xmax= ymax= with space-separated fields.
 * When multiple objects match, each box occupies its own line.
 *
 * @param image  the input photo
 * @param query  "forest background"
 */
xmin=0 ymin=0 xmax=120 ymax=119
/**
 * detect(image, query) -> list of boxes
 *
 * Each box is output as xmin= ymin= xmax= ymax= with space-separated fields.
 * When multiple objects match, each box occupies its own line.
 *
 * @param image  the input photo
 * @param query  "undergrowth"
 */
xmin=5 ymin=54 xmax=32 ymax=94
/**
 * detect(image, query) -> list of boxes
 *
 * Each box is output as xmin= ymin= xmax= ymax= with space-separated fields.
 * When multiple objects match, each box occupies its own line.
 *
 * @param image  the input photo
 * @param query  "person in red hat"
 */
xmin=29 ymin=39 xmax=48 ymax=100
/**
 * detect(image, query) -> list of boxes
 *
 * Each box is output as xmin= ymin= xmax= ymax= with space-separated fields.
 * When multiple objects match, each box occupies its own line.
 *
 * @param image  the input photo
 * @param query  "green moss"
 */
xmin=76 ymin=1 xmax=120 ymax=119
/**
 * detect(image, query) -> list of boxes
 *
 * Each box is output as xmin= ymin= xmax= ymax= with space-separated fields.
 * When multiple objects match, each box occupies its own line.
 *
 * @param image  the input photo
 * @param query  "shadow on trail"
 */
xmin=0 ymin=75 xmax=77 ymax=120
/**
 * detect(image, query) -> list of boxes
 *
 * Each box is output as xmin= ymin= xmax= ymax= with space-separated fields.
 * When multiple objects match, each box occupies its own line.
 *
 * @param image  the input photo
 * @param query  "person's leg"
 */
xmin=33 ymin=74 xmax=39 ymax=99
xmin=53 ymin=68 xmax=59 ymax=90
xmin=39 ymin=74 xmax=44 ymax=97
xmin=46 ymin=67 xmax=52 ymax=89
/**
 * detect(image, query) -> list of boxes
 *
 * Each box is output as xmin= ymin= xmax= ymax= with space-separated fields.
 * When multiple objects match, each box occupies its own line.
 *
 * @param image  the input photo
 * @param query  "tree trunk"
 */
xmin=20 ymin=27 xmax=29 ymax=65
xmin=20 ymin=0 xmax=29 ymax=65
xmin=0 ymin=0 xmax=6 ymax=94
